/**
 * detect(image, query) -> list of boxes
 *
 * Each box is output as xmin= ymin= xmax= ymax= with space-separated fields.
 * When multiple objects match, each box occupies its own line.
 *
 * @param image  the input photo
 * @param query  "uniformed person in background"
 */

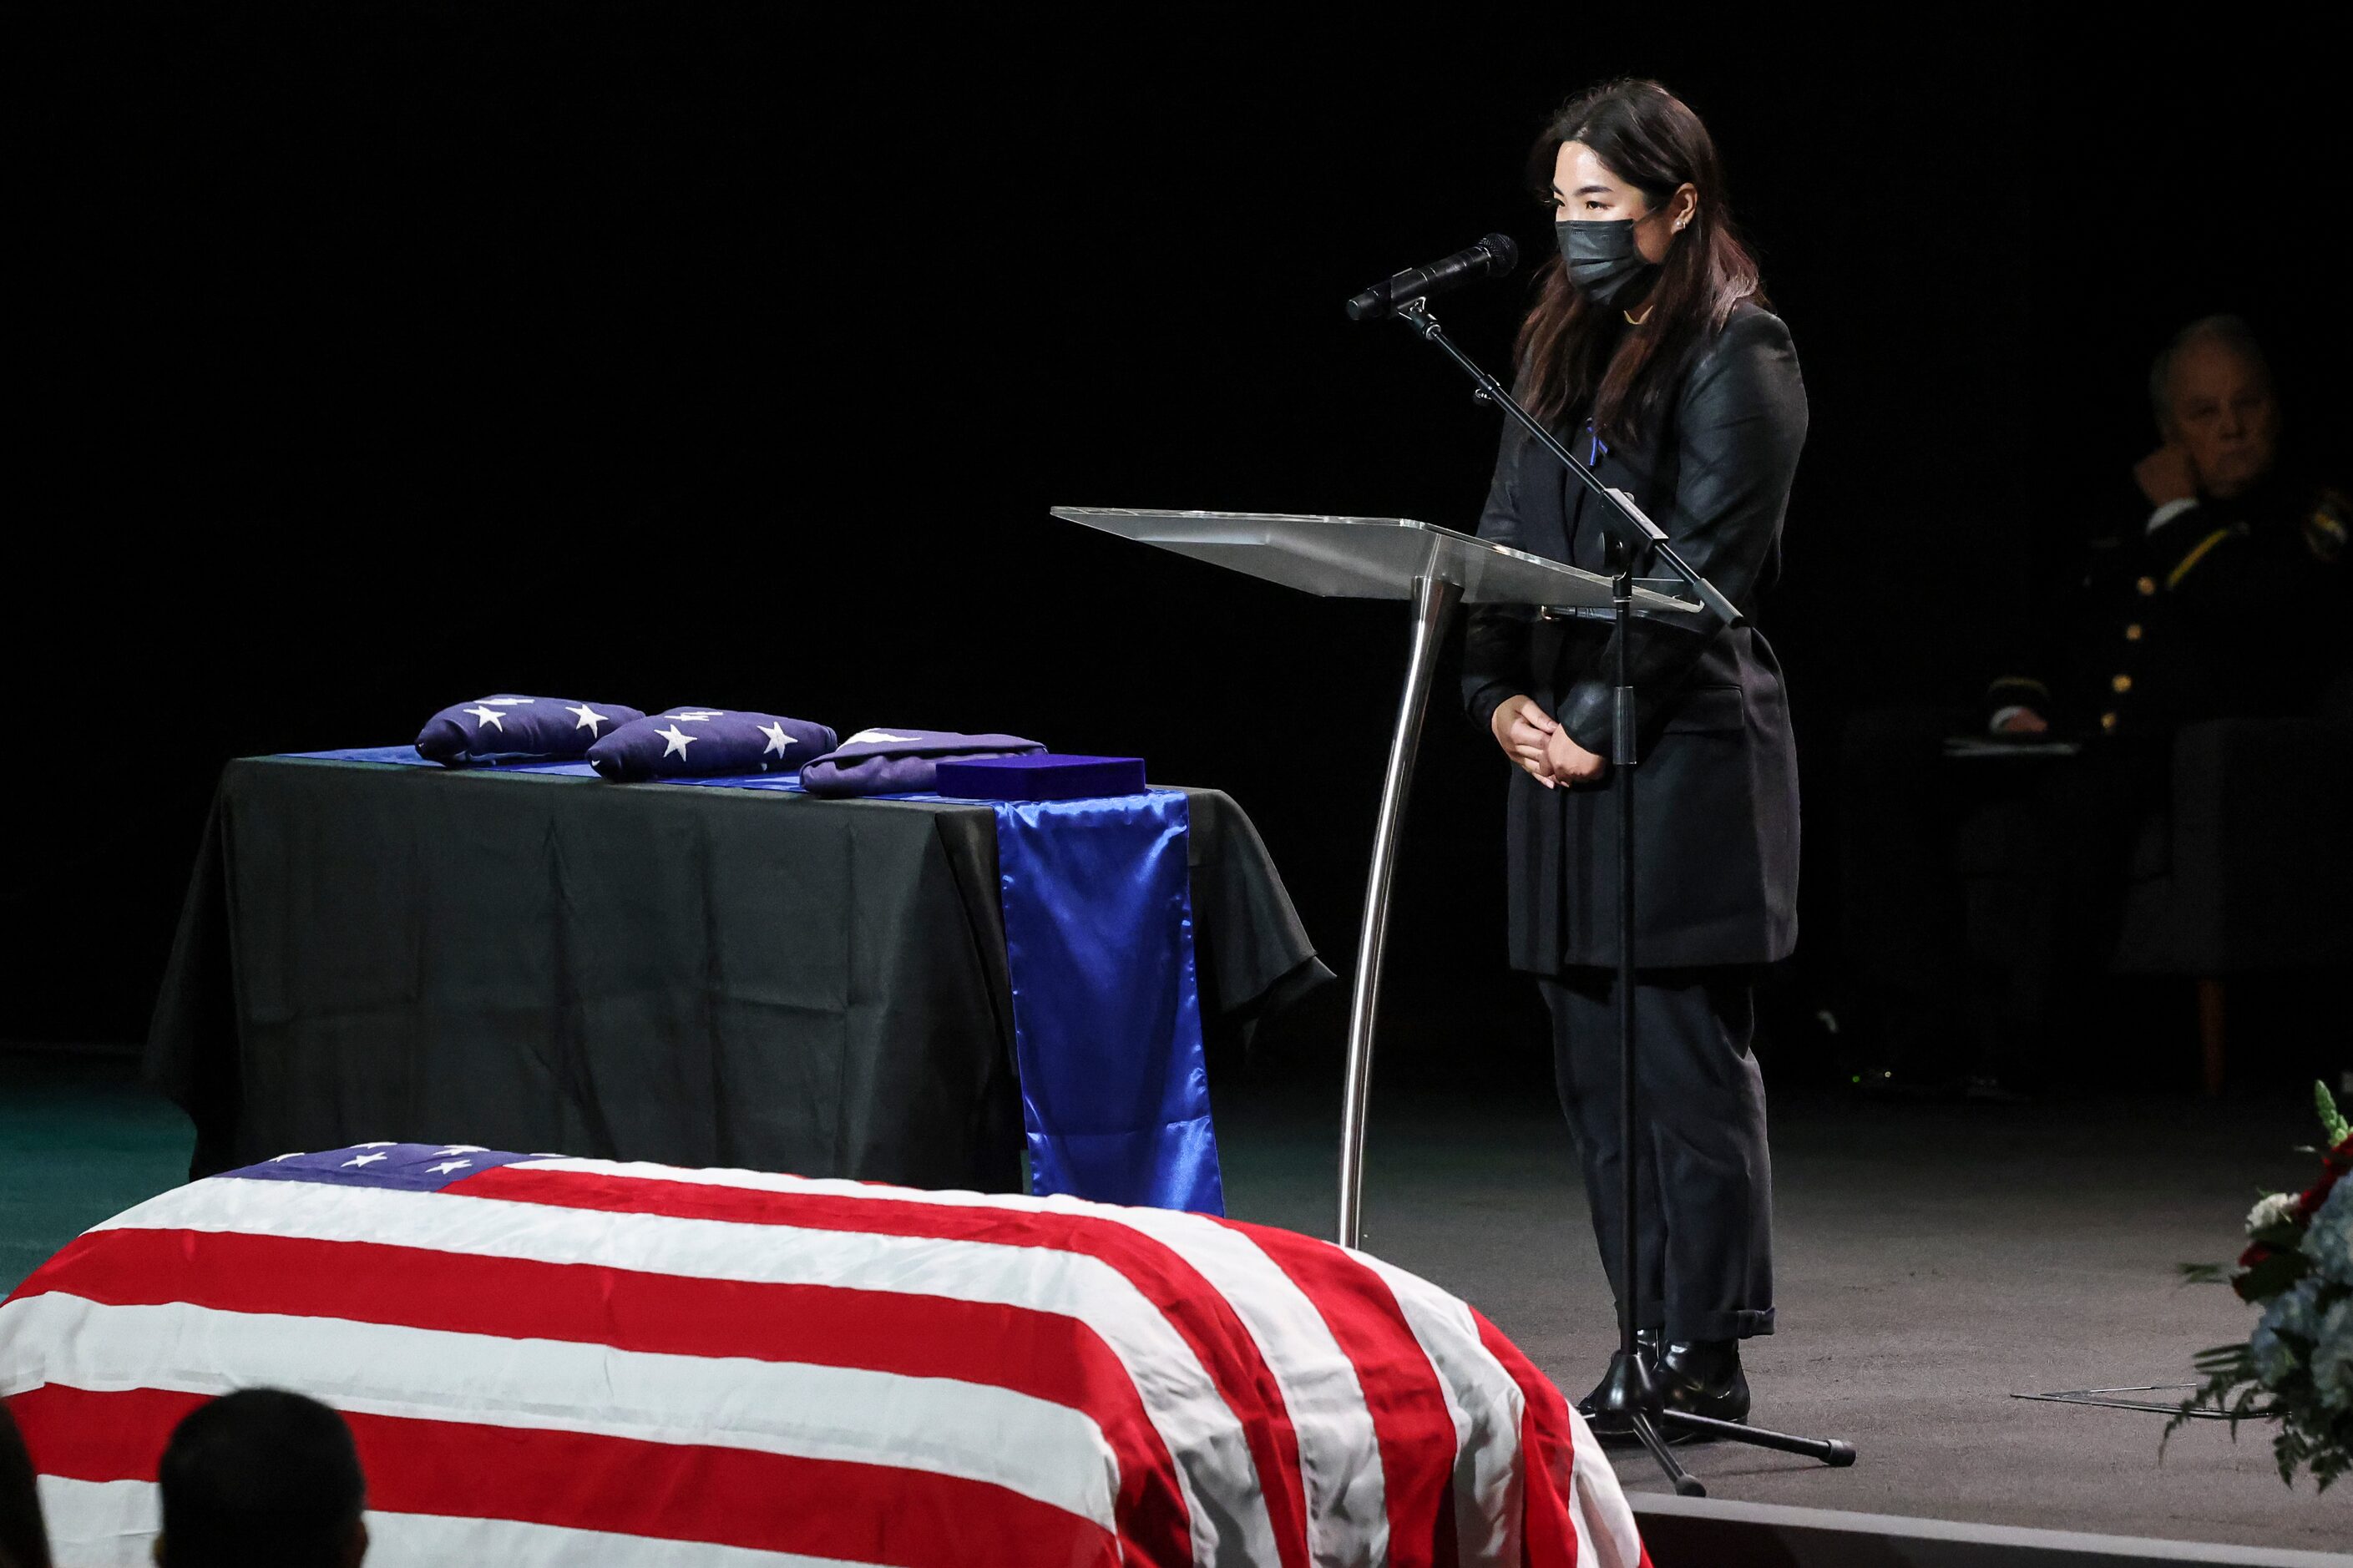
xmin=1961 ymin=316 xmax=2346 ymax=1085
xmin=1839 ymin=316 xmax=2346 ymax=1095
xmin=1987 ymin=314 xmax=2347 ymax=741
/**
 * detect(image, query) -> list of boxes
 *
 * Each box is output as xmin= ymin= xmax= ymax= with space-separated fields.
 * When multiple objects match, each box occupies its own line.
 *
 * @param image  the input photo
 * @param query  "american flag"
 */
xmin=1 ymin=1144 xmax=1645 ymax=1567
xmin=415 ymin=694 xmax=647 ymax=765
xmin=587 ymin=709 xmax=839 ymax=781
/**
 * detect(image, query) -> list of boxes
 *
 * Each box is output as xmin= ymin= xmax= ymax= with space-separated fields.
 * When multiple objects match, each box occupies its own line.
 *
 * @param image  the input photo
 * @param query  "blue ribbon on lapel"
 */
xmin=992 ymin=788 xmax=1224 ymax=1213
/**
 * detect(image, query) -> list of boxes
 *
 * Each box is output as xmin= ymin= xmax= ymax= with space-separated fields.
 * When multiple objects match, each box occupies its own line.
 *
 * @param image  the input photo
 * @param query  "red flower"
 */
xmin=2233 ymin=1242 xmax=2274 ymax=1300
xmin=2291 ymin=1134 xmax=2351 ymax=1219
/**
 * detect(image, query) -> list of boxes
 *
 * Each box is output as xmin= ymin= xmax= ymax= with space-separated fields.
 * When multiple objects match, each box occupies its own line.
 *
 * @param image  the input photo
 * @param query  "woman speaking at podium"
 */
xmin=1460 ymin=78 xmax=1807 ymax=1438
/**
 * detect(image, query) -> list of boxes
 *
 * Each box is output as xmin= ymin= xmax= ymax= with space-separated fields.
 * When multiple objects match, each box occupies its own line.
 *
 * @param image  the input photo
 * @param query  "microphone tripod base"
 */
xmin=1586 ymin=1353 xmax=1706 ymax=1497
xmin=1657 ymin=1409 xmax=1858 ymax=1467
xmin=1583 ymin=1348 xmax=1856 ymax=1496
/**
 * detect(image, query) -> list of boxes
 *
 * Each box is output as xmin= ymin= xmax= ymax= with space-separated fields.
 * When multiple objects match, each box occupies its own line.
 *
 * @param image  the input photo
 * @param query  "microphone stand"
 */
xmin=1388 ymin=297 xmax=1855 ymax=1496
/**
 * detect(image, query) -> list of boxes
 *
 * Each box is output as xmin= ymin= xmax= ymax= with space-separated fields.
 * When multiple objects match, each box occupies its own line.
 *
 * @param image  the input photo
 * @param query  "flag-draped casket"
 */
xmin=0 ymin=1145 xmax=1646 ymax=1567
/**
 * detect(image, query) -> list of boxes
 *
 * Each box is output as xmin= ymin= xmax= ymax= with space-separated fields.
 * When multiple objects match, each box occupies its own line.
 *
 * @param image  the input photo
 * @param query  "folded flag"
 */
xmin=415 ymin=695 xmax=646 ymax=766
xmin=800 ymin=729 xmax=1046 ymax=798
xmin=587 ymin=708 xmax=839 ymax=781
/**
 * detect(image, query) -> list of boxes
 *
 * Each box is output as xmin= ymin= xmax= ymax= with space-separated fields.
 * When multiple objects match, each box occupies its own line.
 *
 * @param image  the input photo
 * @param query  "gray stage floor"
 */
xmin=1214 ymin=1075 xmax=2351 ymax=1555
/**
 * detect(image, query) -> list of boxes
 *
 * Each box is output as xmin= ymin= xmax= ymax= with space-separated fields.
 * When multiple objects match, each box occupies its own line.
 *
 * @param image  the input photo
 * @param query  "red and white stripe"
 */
xmin=3 ymin=1155 xmax=1645 ymax=1568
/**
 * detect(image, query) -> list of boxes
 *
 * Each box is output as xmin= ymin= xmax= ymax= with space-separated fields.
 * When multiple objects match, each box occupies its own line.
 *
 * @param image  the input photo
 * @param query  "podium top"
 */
xmin=1051 ymin=508 xmax=1701 ymax=615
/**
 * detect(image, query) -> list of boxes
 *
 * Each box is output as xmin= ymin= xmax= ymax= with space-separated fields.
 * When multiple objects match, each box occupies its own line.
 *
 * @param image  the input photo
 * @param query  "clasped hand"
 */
xmin=1490 ymin=695 xmax=1606 ymax=787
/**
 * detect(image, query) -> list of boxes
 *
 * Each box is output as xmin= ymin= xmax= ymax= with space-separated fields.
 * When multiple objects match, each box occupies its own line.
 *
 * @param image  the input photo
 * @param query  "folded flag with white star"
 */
xmin=799 ymin=728 xmax=1046 ymax=797
xmin=414 ymin=695 xmax=646 ymax=766
xmin=586 ymin=708 xmax=839 ymax=781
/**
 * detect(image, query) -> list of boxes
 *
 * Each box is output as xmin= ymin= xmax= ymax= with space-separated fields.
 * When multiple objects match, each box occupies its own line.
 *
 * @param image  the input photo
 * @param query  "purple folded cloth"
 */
xmin=934 ymin=754 xmax=1147 ymax=802
xmin=587 ymin=708 xmax=839 ymax=781
xmin=798 ymin=728 xmax=1045 ymax=798
xmin=416 ymin=695 xmax=646 ymax=766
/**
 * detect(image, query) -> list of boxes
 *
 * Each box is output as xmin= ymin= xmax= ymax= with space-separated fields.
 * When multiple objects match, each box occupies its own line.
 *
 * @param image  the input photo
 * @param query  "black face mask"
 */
xmin=1556 ymin=215 xmax=1662 ymax=310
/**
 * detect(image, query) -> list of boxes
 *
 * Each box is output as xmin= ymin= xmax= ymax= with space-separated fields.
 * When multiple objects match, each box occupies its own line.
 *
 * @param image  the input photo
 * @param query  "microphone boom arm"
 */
xmin=1389 ymin=298 xmax=1743 ymax=626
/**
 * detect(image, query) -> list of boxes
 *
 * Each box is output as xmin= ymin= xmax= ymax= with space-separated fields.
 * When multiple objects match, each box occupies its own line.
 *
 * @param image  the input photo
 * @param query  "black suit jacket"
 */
xmin=1461 ymin=301 xmax=1808 ymax=971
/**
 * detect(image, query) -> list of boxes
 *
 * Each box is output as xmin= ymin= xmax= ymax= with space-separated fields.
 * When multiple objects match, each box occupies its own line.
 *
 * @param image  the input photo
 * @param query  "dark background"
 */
xmin=13 ymin=8 xmax=2348 ymax=1083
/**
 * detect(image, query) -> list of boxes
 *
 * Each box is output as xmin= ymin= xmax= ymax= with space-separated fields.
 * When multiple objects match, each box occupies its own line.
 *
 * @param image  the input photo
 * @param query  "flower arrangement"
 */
xmin=2173 ymin=1082 xmax=2353 ymax=1490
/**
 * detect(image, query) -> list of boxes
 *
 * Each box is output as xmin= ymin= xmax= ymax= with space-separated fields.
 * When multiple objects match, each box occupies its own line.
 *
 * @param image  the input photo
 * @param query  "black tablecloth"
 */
xmin=145 ymin=758 xmax=1330 ymax=1186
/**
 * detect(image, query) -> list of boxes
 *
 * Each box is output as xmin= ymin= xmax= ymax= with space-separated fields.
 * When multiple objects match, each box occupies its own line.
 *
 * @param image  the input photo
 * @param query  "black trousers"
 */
xmin=1538 ymin=968 xmax=1775 ymax=1343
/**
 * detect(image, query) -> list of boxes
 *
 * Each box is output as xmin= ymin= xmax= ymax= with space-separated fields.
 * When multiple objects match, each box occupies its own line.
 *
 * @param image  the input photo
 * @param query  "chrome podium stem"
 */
xmin=1338 ymin=569 xmax=1462 ymax=1248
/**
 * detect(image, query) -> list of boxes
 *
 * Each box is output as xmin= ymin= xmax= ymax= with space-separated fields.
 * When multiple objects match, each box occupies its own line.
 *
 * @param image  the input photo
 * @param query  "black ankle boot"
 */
xmin=1575 ymin=1328 xmax=1661 ymax=1441
xmin=1656 ymin=1337 xmax=1750 ymax=1439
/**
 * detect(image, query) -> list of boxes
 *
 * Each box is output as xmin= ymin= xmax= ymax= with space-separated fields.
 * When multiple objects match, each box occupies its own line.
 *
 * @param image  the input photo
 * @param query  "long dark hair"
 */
xmin=1516 ymin=78 xmax=1764 ymax=447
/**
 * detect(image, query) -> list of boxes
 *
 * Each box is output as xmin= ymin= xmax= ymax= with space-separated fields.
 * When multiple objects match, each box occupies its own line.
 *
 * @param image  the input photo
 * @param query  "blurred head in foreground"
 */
xmin=1 ymin=1400 xmax=52 ymax=1568
xmin=156 ymin=1390 xmax=366 ymax=1568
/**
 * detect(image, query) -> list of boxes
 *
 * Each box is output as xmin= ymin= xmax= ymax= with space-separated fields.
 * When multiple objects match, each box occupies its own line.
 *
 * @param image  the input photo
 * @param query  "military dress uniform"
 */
xmin=1836 ymin=471 xmax=2351 ymax=1089
xmin=1461 ymin=301 xmax=1807 ymax=1346
xmin=1960 ymin=469 xmax=2353 ymax=1067
xmin=1989 ymin=470 xmax=2350 ymax=737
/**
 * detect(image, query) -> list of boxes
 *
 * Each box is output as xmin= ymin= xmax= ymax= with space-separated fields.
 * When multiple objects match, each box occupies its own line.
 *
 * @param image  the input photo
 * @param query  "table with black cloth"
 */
xmin=145 ymin=756 xmax=1330 ymax=1185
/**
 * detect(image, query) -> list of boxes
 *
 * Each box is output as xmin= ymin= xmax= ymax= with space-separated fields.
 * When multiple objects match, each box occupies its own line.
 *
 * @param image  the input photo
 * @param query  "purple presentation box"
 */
xmin=933 ymin=753 xmax=1147 ymax=802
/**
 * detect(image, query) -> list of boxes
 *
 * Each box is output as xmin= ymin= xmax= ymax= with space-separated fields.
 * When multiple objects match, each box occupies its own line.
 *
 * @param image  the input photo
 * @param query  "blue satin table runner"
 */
xmin=283 ymin=748 xmax=1225 ymax=1212
xmin=990 ymin=790 xmax=1222 ymax=1215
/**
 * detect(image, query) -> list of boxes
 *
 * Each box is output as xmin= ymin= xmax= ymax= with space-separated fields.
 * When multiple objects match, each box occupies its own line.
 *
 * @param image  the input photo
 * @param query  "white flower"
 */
xmin=2313 ymin=1296 xmax=2353 ymax=1414
xmin=2251 ymin=1278 xmax=2325 ymax=1386
xmin=2247 ymin=1191 xmax=2300 ymax=1237
xmin=2303 ymin=1180 xmax=2353 ymax=1287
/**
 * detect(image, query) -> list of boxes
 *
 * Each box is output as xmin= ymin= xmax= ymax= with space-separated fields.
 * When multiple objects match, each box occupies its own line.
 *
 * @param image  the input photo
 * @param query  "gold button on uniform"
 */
xmin=2100 ymin=712 xmax=2119 ymax=732
xmin=2112 ymin=673 xmax=2133 ymax=693
xmin=2124 ymin=623 xmax=2143 ymax=640
xmin=2137 ymin=575 xmax=2158 ymax=596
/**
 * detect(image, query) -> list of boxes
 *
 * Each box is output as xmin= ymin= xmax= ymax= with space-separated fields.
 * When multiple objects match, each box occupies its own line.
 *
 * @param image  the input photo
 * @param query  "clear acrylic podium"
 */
xmin=1053 ymin=507 xmax=1699 ymax=1247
